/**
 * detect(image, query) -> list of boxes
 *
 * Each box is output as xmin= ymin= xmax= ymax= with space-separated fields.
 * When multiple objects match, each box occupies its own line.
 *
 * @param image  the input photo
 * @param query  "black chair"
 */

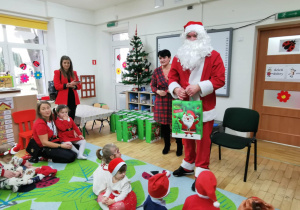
xmin=211 ymin=107 xmax=260 ymax=182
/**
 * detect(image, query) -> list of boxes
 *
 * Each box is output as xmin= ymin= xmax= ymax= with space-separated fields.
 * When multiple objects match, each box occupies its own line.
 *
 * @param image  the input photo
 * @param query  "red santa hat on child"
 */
xmin=195 ymin=170 xmax=220 ymax=208
xmin=1 ymin=144 xmax=21 ymax=156
xmin=184 ymin=21 xmax=205 ymax=35
xmin=148 ymin=171 xmax=171 ymax=199
xmin=108 ymin=158 xmax=126 ymax=176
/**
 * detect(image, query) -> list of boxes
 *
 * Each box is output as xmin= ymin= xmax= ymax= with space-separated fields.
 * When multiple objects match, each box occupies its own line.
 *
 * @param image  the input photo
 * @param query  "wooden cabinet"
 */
xmin=125 ymin=91 xmax=155 ymax=112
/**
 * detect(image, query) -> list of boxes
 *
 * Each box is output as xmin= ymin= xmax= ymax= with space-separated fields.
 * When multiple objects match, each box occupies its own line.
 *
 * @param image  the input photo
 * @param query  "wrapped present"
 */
xmin=145 ymin=119 xmax=161 ymax=143
xmin=116 ymin=118 xmax=128 ymax=141
xmin=137 ymin=116 xmax=149 ymax=140
xmin=172 ymin=100 xmax=203 ymax=140
xmin=122 ymin=118 xmax=138 ymax=142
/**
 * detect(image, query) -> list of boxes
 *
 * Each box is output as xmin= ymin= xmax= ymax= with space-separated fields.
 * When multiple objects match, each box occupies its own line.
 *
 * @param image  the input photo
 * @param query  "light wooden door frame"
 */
xmin=253 ymin=23 xmax=300 ymax=146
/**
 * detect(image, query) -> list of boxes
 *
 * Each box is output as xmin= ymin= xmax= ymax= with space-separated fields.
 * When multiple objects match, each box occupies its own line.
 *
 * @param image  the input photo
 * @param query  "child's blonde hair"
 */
xmin=96 ymin=143 xmax=118 ymax=164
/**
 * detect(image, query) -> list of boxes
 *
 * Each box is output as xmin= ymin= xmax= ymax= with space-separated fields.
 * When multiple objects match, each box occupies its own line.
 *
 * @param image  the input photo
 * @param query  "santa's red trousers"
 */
xmin=183 ymin=120 xmax=214 ymax=169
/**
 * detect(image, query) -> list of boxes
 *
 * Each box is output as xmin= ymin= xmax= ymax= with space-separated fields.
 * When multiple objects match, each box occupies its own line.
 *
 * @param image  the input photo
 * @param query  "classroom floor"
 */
xmin=18 ymin=120 xmax=300 ymax=210
xmin=85 ymin=121 xmax=300 ymax=210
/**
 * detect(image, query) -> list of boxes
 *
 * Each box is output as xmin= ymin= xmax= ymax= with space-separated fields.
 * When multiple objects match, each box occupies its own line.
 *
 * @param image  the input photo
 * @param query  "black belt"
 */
xmin=49 ymin=136 xmax=59 ymax=142
xmin=66 ymin=128 xmax=73 ymax=131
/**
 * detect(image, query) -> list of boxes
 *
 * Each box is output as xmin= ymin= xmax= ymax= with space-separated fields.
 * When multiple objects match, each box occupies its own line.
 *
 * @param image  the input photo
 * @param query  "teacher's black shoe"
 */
xmin=28 ymin=157 xmax=39 ymax=163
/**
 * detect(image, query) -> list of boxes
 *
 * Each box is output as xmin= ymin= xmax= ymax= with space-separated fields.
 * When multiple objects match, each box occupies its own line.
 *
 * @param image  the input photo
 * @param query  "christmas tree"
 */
xmin=122 ymin=27 xmax=152 ymax=90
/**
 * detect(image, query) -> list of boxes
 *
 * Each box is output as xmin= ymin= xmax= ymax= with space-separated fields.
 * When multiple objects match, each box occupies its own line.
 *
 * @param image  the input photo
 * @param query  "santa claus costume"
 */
xmin=143 ymin=171 xmax=171 ymax=210
xmin=97 ymin=158 xmax=137 ymax=210
xmin=183 ymin=170 xmax=220 ymax=210
xmin=168 ymin=21 xmax=225 ymax=190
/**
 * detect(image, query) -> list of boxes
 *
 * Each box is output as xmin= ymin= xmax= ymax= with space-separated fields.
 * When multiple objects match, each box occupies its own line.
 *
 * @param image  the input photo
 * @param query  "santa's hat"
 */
xmin=184 ymin=21 xmax=205 ymax=35
xmin=108 ymin=158 xmax=126 ymax=176
xmin=37 ymin=166 xmax=57 ymax=177
xmin=195 ymin=171 xmax=220 ymax=208
xmin=186 ymin=110 xmax=196 ymax=118
xmin=1 ymin=144 xmax=21 ymax=156
xmin=148 ymin=171 xmax=171 ymax=199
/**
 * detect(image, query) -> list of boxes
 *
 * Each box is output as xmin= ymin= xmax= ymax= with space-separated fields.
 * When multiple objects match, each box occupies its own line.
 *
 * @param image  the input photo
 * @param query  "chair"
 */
xmin=211 ymin=107 xmax=259 ymax=182
xmin=91 ymin=103 xmax=110 ymax=132
xmin=12 ymin=109 xmax=36 ymax=150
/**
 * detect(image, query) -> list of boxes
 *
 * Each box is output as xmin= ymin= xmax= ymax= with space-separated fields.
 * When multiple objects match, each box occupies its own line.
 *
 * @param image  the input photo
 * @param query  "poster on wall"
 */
xmin=265 ymin=64 xmax=300 ymax=82
xmin=279 ymin=39 xmax=300 ymax=53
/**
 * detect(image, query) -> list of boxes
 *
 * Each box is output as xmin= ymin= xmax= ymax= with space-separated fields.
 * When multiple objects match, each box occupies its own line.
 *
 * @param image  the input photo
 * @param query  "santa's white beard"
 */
xmin=183 ymin=119 xmax=194 ymax=129
xmin=177 ymin=38 xmax=213 ymax=71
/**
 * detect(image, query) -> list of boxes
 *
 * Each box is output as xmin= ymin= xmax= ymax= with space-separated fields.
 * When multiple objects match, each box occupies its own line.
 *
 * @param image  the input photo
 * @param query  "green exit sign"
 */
xmin=276 ymin=10 xmax=300 ymax=19
xmin=107 ymin=21 xmax=118 ymax=27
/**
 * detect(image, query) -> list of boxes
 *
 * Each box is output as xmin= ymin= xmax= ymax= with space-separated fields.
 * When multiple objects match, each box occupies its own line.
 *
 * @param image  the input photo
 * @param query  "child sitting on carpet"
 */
xmin=97 ymin=158 xmax=137 ymax=210
xmin=238 ymin=196 xmax=274 ymax=210
xmin=143 ymin=171 xmax=171 ymax=210
xmin=93 ymin=143 xmax=121 ymax=196
xmin=0 ymin=144 xmax=49 ymax=192
xmin=183 ymin=170 xmax=220 ymax=210
xmin=54 ymin=104 xmax=87 ymax=160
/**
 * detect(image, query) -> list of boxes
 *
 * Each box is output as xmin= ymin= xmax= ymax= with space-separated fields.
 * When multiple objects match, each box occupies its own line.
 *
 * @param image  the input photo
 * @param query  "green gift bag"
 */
xmin=110 ymin=113 xmax=116 ymax=133
xmin=116 ymin=118 xmax=128 ymax=142
xmin=145 ymin=119 xmax=161 ymax=143
xmin=122 ymin=118 xmax=138 ymax=142
xmin=172 ymin=100 xmax=203 ymax=140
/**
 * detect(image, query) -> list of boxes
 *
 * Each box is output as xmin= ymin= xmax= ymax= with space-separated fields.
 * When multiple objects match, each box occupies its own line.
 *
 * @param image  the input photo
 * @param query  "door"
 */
xmin=253 ymin=24 xmax=300 ymax=146
xmin=113 ymin=46 xmax=132 ymax=110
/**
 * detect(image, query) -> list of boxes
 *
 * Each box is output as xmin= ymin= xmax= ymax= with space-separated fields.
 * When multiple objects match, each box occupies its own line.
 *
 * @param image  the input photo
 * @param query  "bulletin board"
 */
xmin=156 ymin=28 xmax=233 ymax=97
xmin=80 ymin=75 xmax=96 ymax=98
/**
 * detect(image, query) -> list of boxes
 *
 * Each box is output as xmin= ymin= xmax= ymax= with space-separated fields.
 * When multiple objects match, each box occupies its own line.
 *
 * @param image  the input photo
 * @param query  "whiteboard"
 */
xmin=156 ymin=28 xmax=233 ymax=97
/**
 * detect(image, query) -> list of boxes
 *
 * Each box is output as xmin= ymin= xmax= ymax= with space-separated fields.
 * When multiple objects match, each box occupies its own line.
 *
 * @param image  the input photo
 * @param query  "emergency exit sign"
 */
xmin=276 ymin=10 xmax=300 ymax=19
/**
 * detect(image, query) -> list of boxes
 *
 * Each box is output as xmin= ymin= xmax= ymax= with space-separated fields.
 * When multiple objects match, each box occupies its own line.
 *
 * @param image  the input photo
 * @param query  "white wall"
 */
xmin=95 ymin=0 xmax=300 ymax=119
xmin=0 ymin=0 xmax=99 ymax=105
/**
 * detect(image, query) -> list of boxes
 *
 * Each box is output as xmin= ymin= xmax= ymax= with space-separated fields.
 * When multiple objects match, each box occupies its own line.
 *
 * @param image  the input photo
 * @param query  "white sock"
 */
xmin=70 ymin=144 xmax=79 ymax=155
xmin=76 ymin=140 xmax=87 ymax=159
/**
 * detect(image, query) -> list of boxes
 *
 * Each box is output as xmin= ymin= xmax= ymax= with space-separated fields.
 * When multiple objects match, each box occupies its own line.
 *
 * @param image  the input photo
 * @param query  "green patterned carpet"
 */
xmin=0 ymin=143 xmax=245 ymax=210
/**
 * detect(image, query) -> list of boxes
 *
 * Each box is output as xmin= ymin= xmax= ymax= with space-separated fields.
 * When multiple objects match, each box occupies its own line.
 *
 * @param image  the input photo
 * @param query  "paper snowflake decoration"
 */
xmin=20 ymin=74 xmax=29 ymax=83
xmin=34 ymin=71 xmax=42 ymax=79
xmin=277 ymin=91 xmax=291 ymax=103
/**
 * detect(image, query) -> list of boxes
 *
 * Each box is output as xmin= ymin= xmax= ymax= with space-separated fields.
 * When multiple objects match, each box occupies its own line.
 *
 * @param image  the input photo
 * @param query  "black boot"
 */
xmin=162 ymin=139 xmax=170 ymax=154
xmin=192 ymin=179 xmax=196 ymax=191
xmin=176 ymin=138 xmax=183 ymax=156
xmin=162 ymin=124 xmax=171 ymax=155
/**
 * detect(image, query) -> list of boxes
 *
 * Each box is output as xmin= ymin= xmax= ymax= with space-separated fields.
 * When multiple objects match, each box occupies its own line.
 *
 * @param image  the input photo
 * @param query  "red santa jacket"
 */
xmin=183 ymin=194 xmax=220 ymax=210
xmin=55 ymin=117 xmax=82 ymax=142
xmin=54 ymin=70 xmax=81 ymax=105
xmin=168 ymin=50 xmax=225 ymax=122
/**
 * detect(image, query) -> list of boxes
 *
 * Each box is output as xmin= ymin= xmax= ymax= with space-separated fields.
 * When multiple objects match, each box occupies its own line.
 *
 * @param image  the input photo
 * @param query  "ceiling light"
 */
xmin=154 ymin=0 xmax=164 ymax=8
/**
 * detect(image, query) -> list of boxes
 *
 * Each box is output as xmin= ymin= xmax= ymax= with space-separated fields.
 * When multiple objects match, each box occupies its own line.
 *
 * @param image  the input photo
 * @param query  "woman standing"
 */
xmin=54 ymin=55 xmax=81 ymax=120
xmin=28 ymin=101 xmax=77 ymax=163
xmin=151 ymin=49 xmax=183 ymax=156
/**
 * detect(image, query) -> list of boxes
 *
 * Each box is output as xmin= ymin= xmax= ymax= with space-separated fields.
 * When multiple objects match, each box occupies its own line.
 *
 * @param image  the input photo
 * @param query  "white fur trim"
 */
xmin=196 ymin=192 xmax=210 ymax=199
xmin=214 ymin=201 xmax=220 ymax=208
xmin=111 ymin=162 xmax=126 ymax=176
xmin=203 ymin=108 xmax=217 ymax=122
xmin=198 ymin=80 xmax=214 ymax=97
xmin=195 ymin=167 xmax=209 ymax=178
xmin=169 ymin=82 xmax=181 ymax=99
xmin=185 ymin=25 xmax=204 ymax=35
xmin=181 ymin=159 xmax=195 ymax=171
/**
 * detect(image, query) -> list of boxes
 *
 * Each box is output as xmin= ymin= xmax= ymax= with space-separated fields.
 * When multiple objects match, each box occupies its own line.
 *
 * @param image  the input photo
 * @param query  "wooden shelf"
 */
xmin=126 ymin=91 xmax=156 ymax=112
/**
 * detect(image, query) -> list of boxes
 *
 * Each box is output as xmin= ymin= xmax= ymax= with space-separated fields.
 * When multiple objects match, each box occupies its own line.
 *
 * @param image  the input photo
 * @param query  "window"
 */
xmin=0 ymin=24 xmax=47 ymax=94
xmin=112 ymin=32 xmax=129 ymax=41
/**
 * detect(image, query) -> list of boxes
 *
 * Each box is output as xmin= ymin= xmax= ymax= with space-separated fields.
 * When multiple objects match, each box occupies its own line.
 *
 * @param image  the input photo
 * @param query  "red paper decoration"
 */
xmin=277 ymin=91 xmax=291 ymax=103
xmin=20 ymin=63 xmax=27 ymax=70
